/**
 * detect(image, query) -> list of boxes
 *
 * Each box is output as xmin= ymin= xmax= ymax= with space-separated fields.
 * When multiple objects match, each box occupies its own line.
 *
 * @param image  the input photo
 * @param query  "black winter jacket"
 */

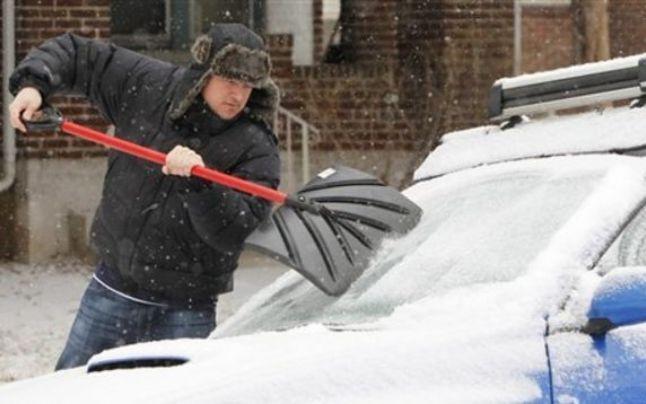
xmin=10 ymin=34 xmax=281 ymax=306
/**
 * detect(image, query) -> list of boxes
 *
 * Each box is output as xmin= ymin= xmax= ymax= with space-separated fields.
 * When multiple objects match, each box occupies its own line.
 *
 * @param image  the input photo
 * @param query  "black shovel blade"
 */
xmin=244 ymin=165 xmax=423 ymax=296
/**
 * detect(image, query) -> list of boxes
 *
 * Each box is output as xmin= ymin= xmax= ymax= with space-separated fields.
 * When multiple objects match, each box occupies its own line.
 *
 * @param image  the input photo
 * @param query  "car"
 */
xmin=3 ymin=58 xmax=646 ymax=403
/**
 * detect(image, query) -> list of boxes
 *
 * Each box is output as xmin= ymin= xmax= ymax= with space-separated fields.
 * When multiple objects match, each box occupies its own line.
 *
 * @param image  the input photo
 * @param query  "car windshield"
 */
xmin=597 ymin=189 xmax=646 ymax=271
xmin=216 ymin=156 xmax=627 ymax=337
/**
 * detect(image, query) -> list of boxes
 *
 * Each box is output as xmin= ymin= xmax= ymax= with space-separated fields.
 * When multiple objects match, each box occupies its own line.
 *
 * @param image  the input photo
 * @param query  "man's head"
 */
xmin=169 ymin=23 xmax=279 ymax=125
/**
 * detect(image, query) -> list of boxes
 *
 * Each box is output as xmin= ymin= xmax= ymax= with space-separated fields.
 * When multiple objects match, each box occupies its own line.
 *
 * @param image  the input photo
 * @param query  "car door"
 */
xmin=547 ymin=198 xmax=646 ymax=403
xmin=547 ymin=291 xmax=646 ymax=402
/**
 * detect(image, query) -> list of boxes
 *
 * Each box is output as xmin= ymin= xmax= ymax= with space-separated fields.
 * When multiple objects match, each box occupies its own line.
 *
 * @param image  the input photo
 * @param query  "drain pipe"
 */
xmin=1 ymin=0 xmax=16 ymax=192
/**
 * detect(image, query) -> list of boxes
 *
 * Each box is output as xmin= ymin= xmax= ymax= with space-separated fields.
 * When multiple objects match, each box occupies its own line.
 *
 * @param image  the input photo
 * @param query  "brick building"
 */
xmin=1 ymin=0 xmax=646 ymax=262
xmin=521 ymin=0 xmax=646 ymax=74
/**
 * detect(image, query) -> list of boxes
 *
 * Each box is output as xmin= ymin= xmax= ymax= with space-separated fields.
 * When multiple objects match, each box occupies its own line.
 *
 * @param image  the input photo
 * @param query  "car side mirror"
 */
xmin=583 ymin=266 xmax=646 ymax=336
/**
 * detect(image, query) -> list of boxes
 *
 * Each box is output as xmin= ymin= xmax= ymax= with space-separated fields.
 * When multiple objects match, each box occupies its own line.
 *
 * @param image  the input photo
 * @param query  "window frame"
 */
xmin=110 ymin=0 xmax=173 ymax=50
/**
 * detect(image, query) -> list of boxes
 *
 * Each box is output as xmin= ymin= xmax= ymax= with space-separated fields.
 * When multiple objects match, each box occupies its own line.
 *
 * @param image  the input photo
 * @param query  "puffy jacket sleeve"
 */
xmin=185 ymin=130 xmax=281 ymax=254
xmin=9 ymin=33 xmax=164 ymax=125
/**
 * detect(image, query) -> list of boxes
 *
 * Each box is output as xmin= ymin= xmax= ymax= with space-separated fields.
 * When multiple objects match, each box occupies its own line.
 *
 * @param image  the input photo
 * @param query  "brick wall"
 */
xmin=266 ymin=34 xmax=294 ymax=79
xmin=5 ymin=1 xmax=646 ymax=160
xmin=397 ymin=0 xmax=514 ymax=133
xmin=13 ymin=0 xmax=112 ymax=159
xmin=312 ymin=0 xmax=323 ymax=64
xmin=272 ymin=0 xmax=514 ymax=155
xmin=340 ymin=0 xmax=399 ymax=64
xmin=268 ymin=32 xmax=408 ymax=152
xmin=522 ymin=2 xmax=646 ymax=75
xmin=522 ymin=5 xmax=574 ymax=74
xmin=286 ymin=65 xmax=407 ymax=150
xmin=609 ymin=0 xmax=646 ymax=57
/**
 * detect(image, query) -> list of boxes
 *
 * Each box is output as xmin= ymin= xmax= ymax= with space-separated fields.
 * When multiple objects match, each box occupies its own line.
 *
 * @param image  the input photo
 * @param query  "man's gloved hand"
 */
xmin=9 ymin=87 xmax=43 ymax=133
xmin=162 ymin=145 xmax=205 ymax=177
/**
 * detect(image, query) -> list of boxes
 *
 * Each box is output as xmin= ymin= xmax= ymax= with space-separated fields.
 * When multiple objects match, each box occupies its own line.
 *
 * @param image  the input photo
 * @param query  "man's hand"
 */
xmin=162 ymin=145 xmax=205 ymax=177
xmin=9 ymin=87 xmax=43 ymax=133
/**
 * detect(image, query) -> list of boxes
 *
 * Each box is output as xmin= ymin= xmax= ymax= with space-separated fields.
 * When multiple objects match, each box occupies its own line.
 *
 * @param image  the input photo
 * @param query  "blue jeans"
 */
xmin=55 ymin=277 xmax=216 ymax=370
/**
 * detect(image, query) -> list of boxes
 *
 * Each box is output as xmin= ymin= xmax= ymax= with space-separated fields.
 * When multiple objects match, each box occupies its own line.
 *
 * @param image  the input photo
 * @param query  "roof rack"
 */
xmin=488 ymin=53 xmax=646 ymax=126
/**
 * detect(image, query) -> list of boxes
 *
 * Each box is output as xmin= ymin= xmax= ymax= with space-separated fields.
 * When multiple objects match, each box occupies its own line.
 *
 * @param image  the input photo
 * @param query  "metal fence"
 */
xmin=274 ymin=106 xmax=319 ymax=193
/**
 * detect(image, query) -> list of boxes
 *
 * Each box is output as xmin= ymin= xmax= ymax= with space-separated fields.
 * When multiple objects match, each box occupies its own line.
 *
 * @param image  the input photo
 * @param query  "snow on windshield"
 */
xmin=415 ymin=106 xmax=646 ymax=180
xmin=189 ymin=158 xmax=646 ymax=403
xmin=216 ymin=154 xmax=643 ymax=337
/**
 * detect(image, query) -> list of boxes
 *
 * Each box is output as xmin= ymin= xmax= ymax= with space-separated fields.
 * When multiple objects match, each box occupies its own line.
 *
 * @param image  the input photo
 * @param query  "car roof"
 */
xmin=415 ymin=105 xmax=646 ymax=181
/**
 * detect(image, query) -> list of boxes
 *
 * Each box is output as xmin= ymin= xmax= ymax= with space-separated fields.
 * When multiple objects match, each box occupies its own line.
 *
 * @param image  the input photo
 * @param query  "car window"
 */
xmin=218 ymin=157 xmax=623 ymax=337
xmin=596 ymin=201 xmax=646 ymax=271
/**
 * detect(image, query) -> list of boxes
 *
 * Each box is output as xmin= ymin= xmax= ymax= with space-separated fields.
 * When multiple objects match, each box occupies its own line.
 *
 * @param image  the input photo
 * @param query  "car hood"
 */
xmin=415 ymin=106 xmax=646 ymax=181
xmin=0 ymin=303 xmax=551 ymax=404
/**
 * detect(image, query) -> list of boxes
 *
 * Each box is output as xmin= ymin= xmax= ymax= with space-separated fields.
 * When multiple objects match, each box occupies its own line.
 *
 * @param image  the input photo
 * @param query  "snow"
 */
xmin=0 ymin=262 xmax=91 ymax=384
xmin=590 ymin=266 xmax=646 ymax=299
xmin=548 ymin=332 xmax=607 ymax=396
xmin=415 ymin=106 xmax=646 ymax=180
xmin=3 ymin=106 xmax=646 ymax=402
xmin=615 ymin=324 xmax=646 ymax=359
xmin=495 ymin=52 xmax=646 ymax=89
xmin=549 ymin=270 xmax=601 ymax=333
xmin=217 ymin=155 xmax=646 ymax=338
xmin=1 ymin=153 xmax=641 ymax=403
xmin=0 ymin=256 xmax=288 ymax=385
xmin=547 ymin=322 xmax=646 ymax=401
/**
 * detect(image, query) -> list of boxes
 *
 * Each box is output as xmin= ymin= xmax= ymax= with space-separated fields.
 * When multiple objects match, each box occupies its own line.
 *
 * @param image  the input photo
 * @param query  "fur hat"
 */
xmin=168 ymin=23 xmax=280 ymax=128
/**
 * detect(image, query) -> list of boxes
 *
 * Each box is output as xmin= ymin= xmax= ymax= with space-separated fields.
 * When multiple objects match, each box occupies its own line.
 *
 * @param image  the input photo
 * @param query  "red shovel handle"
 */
xmin=59 ymin=120 xmax=288 ymax=204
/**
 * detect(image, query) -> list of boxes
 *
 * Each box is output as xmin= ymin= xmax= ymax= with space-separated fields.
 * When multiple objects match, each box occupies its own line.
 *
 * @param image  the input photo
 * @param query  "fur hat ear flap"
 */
xmin=246 ymin=78 xmax=280 ymax=128
xmin=191 ymin=35 xmax=213 ymax=65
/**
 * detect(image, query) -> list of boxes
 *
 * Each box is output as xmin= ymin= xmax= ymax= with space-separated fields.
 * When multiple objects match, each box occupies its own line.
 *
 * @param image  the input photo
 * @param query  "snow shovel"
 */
xmin=24 ymin=107 xmax=423 ymax=296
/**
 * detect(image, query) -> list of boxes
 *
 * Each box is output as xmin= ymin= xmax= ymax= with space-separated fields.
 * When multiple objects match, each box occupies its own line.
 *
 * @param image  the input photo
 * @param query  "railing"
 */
xmin=274 ymin=106 xmax=320 ymax=192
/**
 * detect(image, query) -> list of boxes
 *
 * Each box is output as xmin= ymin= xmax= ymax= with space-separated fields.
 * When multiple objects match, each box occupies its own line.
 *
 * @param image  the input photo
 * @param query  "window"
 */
xmin=111 ymin=0 xmax=172 ymax=49
xmin=322 ymin=0 xmax=343 ymax=63
xmin=111 ymin=0 xmax=265 ymax=53
xmin=596 ymin=202 xmax=646 ymax=272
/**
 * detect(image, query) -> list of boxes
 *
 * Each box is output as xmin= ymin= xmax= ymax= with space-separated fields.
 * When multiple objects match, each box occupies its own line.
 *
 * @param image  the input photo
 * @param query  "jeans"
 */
xmin=55 ymin=277 xmax=216 ymax=370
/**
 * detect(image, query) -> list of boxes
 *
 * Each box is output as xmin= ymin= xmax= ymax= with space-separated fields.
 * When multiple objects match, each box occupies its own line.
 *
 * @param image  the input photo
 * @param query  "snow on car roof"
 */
xmin=415 ymin=105 xmax=646 ymax=180
xmin=495 ymin=52 xmax=646 ymax=89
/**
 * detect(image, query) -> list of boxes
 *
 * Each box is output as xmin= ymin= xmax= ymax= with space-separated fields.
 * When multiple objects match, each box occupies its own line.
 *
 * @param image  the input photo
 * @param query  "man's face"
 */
xmin=201 ymin=75 xmax=253 ymax=120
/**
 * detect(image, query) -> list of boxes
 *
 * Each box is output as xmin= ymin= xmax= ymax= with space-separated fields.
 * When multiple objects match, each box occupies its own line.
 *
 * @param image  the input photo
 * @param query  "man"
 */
xmin=8 ymin=23 xmax=281 ymax=370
